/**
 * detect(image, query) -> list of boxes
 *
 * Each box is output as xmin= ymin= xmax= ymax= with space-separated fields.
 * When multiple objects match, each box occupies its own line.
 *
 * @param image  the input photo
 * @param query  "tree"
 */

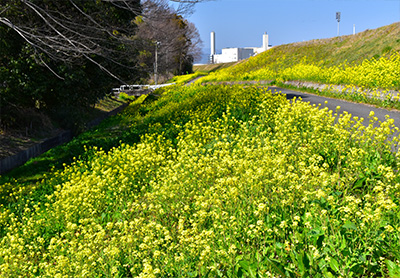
xmin=0 ymin=0 xmax=208 ymax=131
xmin=0 ymin=0 xmax=208 ymax=80
xmin=0 ymin=0 xmax=143 ymax=81
xmin=135 ymin=0 xmax=202 ymax=80
xmin=150 ymin=0 xmax=212 ymax=16
xmin=0 ymin=0 xmax=143 ymax=132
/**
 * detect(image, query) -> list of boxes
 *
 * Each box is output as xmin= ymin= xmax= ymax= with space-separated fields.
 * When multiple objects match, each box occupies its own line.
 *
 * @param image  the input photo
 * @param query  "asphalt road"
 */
xmin=270 ymin=86 xmax=400 ymax=128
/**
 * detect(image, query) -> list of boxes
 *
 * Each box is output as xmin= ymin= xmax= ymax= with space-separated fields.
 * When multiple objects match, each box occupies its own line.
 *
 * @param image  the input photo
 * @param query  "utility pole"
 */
xmin=336 ymin=12 xmax=341 ymax=36
xmin=154 ymin=41 xmax=160 ymax=85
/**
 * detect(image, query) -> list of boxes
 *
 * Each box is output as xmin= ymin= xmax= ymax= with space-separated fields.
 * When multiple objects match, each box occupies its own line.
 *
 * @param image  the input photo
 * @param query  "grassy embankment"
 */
xmin=199 ymin=22 xmax=400 ymax=109
xmin=193 ymin=61 xmax=238 ymax=73
xmin=0 ymin=83 xmax=400 ymax=276
xmin=0 ymin=22 xmax=400 ymax=277
xmin=166 ymin=71 xmax=209 ymax=85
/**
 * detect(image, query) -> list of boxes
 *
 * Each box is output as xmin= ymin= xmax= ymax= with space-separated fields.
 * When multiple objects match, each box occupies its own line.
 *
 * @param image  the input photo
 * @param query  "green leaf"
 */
xmin=308 ymin=227 xmax=324 ymax=237
xmin=266 ymin=258 xmax=286 ymax=276
xmin=256 ymin=252 xmax=261 ymax=263
xmin=235 ymin=261 xmax=243 ymax=277
xmin=275 ymin=242 xmax=284 ymax=249
xmin=323 ymin=270 xmax=336 ymax=278
xmin=236 ymin=267 xmax=244 ymax=278
xmin=340 ymin=237 xmax=347 ymax=250
xmin=386 ymin=260 xmax=400 ymax=278
xmin=332 ymin=191 xmax=342 ymax=197
xmin=239 ymin=260 xmax=250 ymax=271
xmin=303 ymin=252 xmax=310 ymax=270
xmin=358 ymin=254 xmax=366 ymax=262
xmin=353 ymin=177 xmax=367 ymax=189
xmin=317 ymin=234 xmax=325 ymax=249
xmin=235 ymin=255 xmax=244 ymax=263
xmin=329 ymin=258 xmax=340 ymax=273
xmin=296 ymin=252 xmax=305 ymax=273
xmin=342 ymin=220 xmax=357 ymax=230
xmin=236 ymin=260 xmax=259 ymax=278
xmin=295 ymin=251 xmax=308 ymax=275
xmin=248 ymin=262 xmax=259 ymax=278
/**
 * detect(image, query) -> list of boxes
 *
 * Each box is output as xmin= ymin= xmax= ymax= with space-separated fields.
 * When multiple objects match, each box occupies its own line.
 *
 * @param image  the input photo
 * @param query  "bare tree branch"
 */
xmin=0 ymin=0 xmax=209 ymax=80
xmin=169 ymin=0 xmax=212 ymax=15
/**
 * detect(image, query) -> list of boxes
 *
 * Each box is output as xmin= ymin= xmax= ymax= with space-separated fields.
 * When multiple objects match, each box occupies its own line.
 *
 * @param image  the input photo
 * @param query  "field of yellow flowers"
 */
xmin=202 ymin=52 xmax=400 ymax=90
xmin=199 ymin=50 xmax=400 ymax=109
xmin=0 ymin=84 xmax=400 ymax=277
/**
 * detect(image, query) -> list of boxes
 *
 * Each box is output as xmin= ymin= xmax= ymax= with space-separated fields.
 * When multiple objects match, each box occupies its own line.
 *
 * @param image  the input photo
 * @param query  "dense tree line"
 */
xmin=0 ymin=0 xmax=203 ymax=133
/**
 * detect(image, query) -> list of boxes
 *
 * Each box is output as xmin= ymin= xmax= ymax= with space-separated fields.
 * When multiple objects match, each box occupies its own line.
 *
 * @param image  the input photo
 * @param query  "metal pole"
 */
xmin=154 ymin=41 xmax=159 ymax=85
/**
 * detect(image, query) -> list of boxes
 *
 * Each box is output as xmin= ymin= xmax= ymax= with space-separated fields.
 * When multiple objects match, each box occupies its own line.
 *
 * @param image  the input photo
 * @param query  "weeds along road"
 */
xmin=270 ymin=86 xmax=400 ymax=129
xmin=195 ymin=81 xmax=400 ymax=128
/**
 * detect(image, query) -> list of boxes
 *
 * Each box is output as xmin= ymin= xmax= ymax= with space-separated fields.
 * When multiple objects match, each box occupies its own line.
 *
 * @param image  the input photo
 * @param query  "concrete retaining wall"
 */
xmin=0 ymin=131 xmax=72 ymax=175
xmin=0 ymin=102 xmax=128 ymax=175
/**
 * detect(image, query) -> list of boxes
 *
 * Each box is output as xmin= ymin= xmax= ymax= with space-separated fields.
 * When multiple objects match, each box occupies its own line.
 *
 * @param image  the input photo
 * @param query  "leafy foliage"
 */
xmin=0 ymin=1 xmax=143 ymax=132
xmin=0 ymin=0 xmax=203 ymax=132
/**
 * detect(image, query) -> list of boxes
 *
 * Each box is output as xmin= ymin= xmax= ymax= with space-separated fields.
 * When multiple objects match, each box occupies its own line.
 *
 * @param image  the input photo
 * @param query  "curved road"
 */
xmin=270 ymin=86 xmax=400 ymax=128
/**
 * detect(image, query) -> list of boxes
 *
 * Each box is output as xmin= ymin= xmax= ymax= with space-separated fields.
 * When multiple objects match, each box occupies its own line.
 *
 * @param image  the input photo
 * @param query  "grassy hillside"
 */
xmin=200 ymin=22 xmax=400 ymax=91
xmin=208 ymin=22 xmax=400 ymax=73
xmin=193 ymin=61 xmax=238 ymax=73
xmin=263 ymin=22 xmax=400 ymax=67
xmin=1 ymin=84 xmax=400 ymax=277
xmin=197 ymin=22 xmax=400 ymax=111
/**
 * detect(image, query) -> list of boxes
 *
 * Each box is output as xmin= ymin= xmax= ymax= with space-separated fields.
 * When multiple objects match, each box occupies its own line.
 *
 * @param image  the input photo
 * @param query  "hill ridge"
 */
xmin=195 ymin=22 xmax=400 ymax=72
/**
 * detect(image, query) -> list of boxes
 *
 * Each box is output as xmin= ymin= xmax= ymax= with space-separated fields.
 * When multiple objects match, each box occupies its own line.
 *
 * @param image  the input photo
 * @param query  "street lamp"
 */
xmin=336 ymin=12 xmax=341 ymax=36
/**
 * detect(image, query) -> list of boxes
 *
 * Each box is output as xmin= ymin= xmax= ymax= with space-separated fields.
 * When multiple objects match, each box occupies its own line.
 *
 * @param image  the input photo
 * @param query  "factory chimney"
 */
xmin=210 ymin=31 xmax=216 ymax=63
xmin=263 ymin=32 xmax=269 ymax=51
xmin=211 ymin=31 xmax=216 ymax=55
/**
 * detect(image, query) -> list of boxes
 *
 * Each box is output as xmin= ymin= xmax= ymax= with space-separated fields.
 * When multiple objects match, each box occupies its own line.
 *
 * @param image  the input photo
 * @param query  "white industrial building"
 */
xmin=210 ymin=32 xmax=271 ymax=64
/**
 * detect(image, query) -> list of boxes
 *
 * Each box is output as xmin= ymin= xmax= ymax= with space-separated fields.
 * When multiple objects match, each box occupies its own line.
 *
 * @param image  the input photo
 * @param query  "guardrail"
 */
xmin=112 ymin=83 xmax=175 ymax=95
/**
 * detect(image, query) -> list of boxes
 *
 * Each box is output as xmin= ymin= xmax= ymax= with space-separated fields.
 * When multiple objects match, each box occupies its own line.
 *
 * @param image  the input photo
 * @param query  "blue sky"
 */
xmin=185 ymin=0 xmax=400 ymax=63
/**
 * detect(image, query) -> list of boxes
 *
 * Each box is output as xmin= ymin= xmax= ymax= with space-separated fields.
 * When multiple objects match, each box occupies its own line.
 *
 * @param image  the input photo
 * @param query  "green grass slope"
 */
xmin=265 ymin=22 xmax=400 ymax=67
xmin=244 ymin=22 xmax=396 ymax=70
xmin=193 ymin=61 xmax=238 ymax=73
xmin=200 ymin=22 xmax=400 ymax=87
